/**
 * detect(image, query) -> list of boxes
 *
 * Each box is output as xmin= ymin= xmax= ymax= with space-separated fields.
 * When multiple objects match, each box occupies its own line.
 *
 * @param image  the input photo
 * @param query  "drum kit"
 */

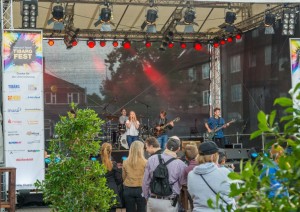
xmin=100 ymin=114 xmax=151 ymax=150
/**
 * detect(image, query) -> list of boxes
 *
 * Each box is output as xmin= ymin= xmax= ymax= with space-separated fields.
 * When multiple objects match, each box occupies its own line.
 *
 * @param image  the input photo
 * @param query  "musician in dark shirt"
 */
xmin=153 ymin=110 xmax=174 ymax=149
xmin=204 ymin=107 xmax=229 ymax=148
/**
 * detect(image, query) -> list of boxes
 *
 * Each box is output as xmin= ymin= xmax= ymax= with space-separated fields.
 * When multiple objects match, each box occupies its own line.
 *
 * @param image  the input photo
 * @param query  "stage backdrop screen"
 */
xmin=2 ymin=30 xmax=44 ymax=190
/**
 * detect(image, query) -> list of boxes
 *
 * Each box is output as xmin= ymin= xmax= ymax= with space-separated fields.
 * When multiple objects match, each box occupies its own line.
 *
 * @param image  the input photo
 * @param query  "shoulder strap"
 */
xmin=200 ymin=174 xmax=229 ymax=205
xmin=165 ymin=157 xmax=176 ymax=166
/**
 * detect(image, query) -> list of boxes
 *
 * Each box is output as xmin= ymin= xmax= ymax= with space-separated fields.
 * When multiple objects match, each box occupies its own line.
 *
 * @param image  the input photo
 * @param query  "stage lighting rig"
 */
xmin=264 ymin=9 xmax=276 ymax=34
xmin=94 ymin=3 xmax=115 ymax=32
xmin=282 ymin=7 xmax=297 ymax=36
xmin=21 ymin=0 xmax=38 ymax=28
xmin=177 ymin=8 xmax=198 ymax=33
xmin=63 ymin=26 xmax=79 ymax=49
xmin=47 ymin=4 xmax=64 ymax=30
xmin=141 ymin=9 xmax=158 ymax=33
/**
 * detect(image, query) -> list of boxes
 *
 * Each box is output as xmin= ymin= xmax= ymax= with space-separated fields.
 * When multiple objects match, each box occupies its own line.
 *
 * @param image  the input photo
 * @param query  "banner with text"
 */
xmin=2 ymin=30 xmax=44 ymax=190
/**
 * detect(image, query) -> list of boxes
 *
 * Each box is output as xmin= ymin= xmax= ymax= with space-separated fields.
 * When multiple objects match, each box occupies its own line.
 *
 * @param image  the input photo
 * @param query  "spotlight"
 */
xmin=123 ymin=39 xmax=131 ymax=49
xmin=184 ymin=8 xmax=196 ymax=25
xmin=48 ymin=39 xmax=54 ymax=46
xmin=168 ymin=42 xmax=174 ymax=48
xmin=264 ymin=11 xmax=275 ymax=34
xmin=145 ymin=41 xmax=152 ymax=48
xmin=146 ymin=9 xmax=158 ymax=24
xmin=47 ymin=4 xmax=64 ymax=30
xmin=225 ymin=11 xmax=236 ymax=25
xmin=94 ymin=7 xmax=111 ymax=26
xmin=194 ymin=42 xmax=202 ymax=51
xmin=87 ymin=38 xmax=96 ymax=48
xmin=220 ymin=39 xmax=226 ymax=45
xmin=112 ymin=40 xmax=119 ymax=47
xmin=282 ymin=8 xmax=297 ymax=36
xmin=180 ymin=42 xmax=187 ymax=49
xmin=21 ymin=0 xmax=38 ymax=29
xmin=100 ymin=40 xmax=106 ymax=47
xmin=72 ymin=40 xmax=78 ymax=46
xmin=213 ymin=41 xmax=219 ymax=48
xmin=235 ymin=33 xmax=242 ymax=40
xmin=227 ymin=36 xmax=233 ymax=42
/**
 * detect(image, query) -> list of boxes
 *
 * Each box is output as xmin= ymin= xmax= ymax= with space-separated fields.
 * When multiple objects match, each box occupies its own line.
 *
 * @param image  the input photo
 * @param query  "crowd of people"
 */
xmin=98 ymin=136 xmax=237 ymax=212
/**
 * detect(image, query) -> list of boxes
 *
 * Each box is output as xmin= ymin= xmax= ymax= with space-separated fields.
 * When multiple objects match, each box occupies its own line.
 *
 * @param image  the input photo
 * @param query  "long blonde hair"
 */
xmin=129 ymin=111 xmax=137 ymax=122
xmin=127 ymin=140 xmax=146 ymax=167
xmin=100 ymin=142 xmax=113 ymax=171
xmin=270 ymin=143 xmax=284 ymax=163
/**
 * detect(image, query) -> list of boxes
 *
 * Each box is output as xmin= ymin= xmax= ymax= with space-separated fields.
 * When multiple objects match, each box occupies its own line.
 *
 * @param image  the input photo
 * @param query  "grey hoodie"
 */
xmin=187 ymin=162 xmax=236 ymax=212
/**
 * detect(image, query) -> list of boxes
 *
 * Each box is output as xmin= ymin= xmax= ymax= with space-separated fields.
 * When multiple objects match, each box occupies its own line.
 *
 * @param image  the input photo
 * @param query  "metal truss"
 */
xmin=209 ymin=45 xmax=221 ymax=113
xmin=1 ymin=0 xmax=13 ymax=30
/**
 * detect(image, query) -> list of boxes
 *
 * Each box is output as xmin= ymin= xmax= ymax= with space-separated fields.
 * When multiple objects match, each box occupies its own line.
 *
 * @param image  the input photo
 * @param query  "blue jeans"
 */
xmin=127 ymin=135 xmax=139 ymax=148
xmin=123 ymin=186 xmax=146 ymax=212
xmin=157 ymin=134 xmax=168 ymax=150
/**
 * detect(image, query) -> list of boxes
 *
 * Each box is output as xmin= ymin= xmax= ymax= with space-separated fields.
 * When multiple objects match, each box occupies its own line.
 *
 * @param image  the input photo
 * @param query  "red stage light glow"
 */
xmin=220 ymin=39 xmax=226 ymax=45
xmin=123 ymin=41 xmax=131 ymax=49
xmin=145 ymin=41 xmax=151 ymax=48
xmin=113 ymin=41 xmax=119 ymax=47
xmin=72 ymin=40 xmax=78 ymax=46
xmin=168 ymin=42 xmax=174 ymax=48
xmin=87 ymin=40 xmax=96 ymax=48
xmin=48 ymin=39 xmax=54 ymax=46
xmin=236 ymin=33 xmax=242 ymax=40
xmin=227 ymin=36 xmax=233 ymax=43
xmin=194 ymin=42 xmax=202 ymax=51
xmin=100 ymin=40 xmax=106 ymax=47
xmin=213 ymin=42 xmax=219 ymax=48
xmin=180 ymin=42 xmax=187 ymax=49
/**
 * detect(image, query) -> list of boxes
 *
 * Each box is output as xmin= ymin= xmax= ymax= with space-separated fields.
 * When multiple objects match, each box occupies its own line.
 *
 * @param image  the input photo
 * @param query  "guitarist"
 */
xmin=154 ymin=110 xmax=174 ymax=149
xmin=204 ymin=107 xmax=229 ymax=148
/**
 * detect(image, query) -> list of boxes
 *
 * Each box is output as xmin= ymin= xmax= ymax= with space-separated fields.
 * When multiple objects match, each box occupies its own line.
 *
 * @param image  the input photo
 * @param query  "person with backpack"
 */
xmin=142 ymin=136 xmax=187 ymax=212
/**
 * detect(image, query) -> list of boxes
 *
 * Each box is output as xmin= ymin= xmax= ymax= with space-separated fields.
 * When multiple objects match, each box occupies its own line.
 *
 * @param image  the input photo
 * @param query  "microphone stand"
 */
xmin=135 ymin=100 xmax=151 ymax=137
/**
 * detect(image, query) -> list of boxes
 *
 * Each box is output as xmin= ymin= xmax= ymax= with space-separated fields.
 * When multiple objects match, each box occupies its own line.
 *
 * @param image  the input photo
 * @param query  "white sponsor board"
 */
xmin=2 ymin=30 xmax=44 ymax=190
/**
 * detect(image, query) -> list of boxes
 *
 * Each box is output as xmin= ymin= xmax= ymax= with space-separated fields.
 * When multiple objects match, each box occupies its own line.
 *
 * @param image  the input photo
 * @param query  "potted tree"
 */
xmin=36 ymin=104 xmax=115 ymax=211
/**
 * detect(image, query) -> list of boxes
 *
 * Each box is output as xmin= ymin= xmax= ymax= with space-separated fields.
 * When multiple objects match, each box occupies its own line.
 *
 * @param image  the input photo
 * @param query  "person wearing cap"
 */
xmin=188 ymin=141 xmax=236 ymax=211
xmin=142 ymin=136 xmax=187 ymax=212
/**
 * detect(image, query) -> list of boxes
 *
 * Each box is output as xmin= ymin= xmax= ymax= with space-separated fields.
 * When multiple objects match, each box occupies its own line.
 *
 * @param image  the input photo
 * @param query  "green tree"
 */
xmin=35 ymin=104 xmax=115 ymax=211
xmin=229 ymin=84 xmax=300 ymax=211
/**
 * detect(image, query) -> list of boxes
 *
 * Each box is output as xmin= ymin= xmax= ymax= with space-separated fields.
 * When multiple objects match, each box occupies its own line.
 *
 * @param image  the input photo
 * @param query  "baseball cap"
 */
xmin=199 ymin=141 xmax=219 ymax=155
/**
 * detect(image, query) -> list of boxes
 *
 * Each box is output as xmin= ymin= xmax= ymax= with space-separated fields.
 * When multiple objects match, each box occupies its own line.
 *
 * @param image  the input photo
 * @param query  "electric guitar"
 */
xmin=206 ymin=119 xmax=236 ymax=140
xmin=153 ymin=117 xmax=180 ymax=137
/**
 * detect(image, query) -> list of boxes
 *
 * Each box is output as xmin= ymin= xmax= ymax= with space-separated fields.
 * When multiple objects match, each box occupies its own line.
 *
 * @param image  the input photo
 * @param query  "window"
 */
xmin=278 ymin=57 xmax=288 ymax=72
xmin=188 ymin=67 xmax=197 ymax=81
xmin=68 ymin=93 xmax=79 ymax=104
xmin=230 ymin=54 xmax=241 ymax=73
xmin=231 ymin=84 xmax=242 ymax=102
xmin=202 ymin=63 xmax=210 ymax=79
xmin=265 ymin=45 xmax=272 ymax=65
xmin=249 ymin=53 xmax=256 ymax=67
xmin=203 ymin=90 xmax=210 ymax=106
xmin=45 ymin=92 xmax=56 ymax=104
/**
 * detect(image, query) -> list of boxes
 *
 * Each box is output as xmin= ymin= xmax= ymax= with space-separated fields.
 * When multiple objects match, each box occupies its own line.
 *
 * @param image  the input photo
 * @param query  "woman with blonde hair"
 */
xmin=260 ymin=143 xmax=288 ymax=198
xmin=122 ymin=140 xmax=147 ymax=212
xmin=188 ymin=141 xmax=236 ymax=211
xmin=99 ymin=142 xmax=122 ymax=211
xmin=125 ymin=111 xmax=140 ymax=147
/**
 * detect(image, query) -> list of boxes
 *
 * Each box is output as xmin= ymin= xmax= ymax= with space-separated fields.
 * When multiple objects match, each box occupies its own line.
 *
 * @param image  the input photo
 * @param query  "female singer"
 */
xmin=125 ymin=111 xmax=140 ymax=147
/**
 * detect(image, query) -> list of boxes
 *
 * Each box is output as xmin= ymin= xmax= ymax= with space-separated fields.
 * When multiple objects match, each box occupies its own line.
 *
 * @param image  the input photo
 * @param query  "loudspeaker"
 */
xmin=225 ymin=148 xmax=249 ymax=160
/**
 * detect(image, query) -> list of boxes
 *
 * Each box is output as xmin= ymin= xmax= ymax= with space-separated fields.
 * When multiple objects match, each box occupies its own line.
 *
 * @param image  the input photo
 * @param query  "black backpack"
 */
xmin=150 ymin=154 xmax=176 ymax=196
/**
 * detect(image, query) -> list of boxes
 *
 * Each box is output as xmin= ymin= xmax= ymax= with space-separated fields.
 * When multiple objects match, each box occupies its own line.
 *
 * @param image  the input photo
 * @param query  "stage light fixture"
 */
xmin=264 ymin=10 xmax=275 ymax=34
xmin=282 ymin=8 xmax=297 ymax=36
xmin=72 ymin=40 xmax=78 ymax=46
xmin=168 ymin=42 xmax=174 ymax=48
xmin=112 ymin=40 xmax=119 ymax=47
xmin=123 ymin=39 xmax=131 ymax=49
xmin=184 ymin=8 xmax=196 ymax=25
xmin=235 ymin=33 xmax=242 ymax=40
xmin=227 ymin=36 xmax=233 ymax=42
xmin=220 ymin=38 xmax=226 ymax=45
xmin=145 ymin=41 xmax=152 ymax=48
xmin=48 ymin=39 xmax=54 ymax=46
xmin=225 ymin=11 xmax=236 ymax=25
xmin=213 ymin=41 xmax=219 ymax=48
xmin=94 ymin=7 xmax=113 ymax=31
xmin=87 ymin=38 xmax=96 ymax=48
xmin=180 ymin=42 xmax=187 ymax=49
xmin=146 ymin=9 xmax=158 ymax=24
xmin=47 ymin=4 xmax=64 ymax=30
xmin=194 ymin=42 xmax=202 ymax=51
xmin=100 ymin=40 xmax=106 ymax=47
xmin=21 ymin=0 xmax=38 ymax=28
xmin=63 ymin=26 xmax=80 ymax=49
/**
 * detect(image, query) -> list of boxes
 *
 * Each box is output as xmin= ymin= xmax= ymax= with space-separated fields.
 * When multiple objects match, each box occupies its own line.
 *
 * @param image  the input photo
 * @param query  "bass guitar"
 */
xmin=206 ymin=119 xmax=236 ymax=140
xmin=153 ymin=117 xmax=180 ymax=137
